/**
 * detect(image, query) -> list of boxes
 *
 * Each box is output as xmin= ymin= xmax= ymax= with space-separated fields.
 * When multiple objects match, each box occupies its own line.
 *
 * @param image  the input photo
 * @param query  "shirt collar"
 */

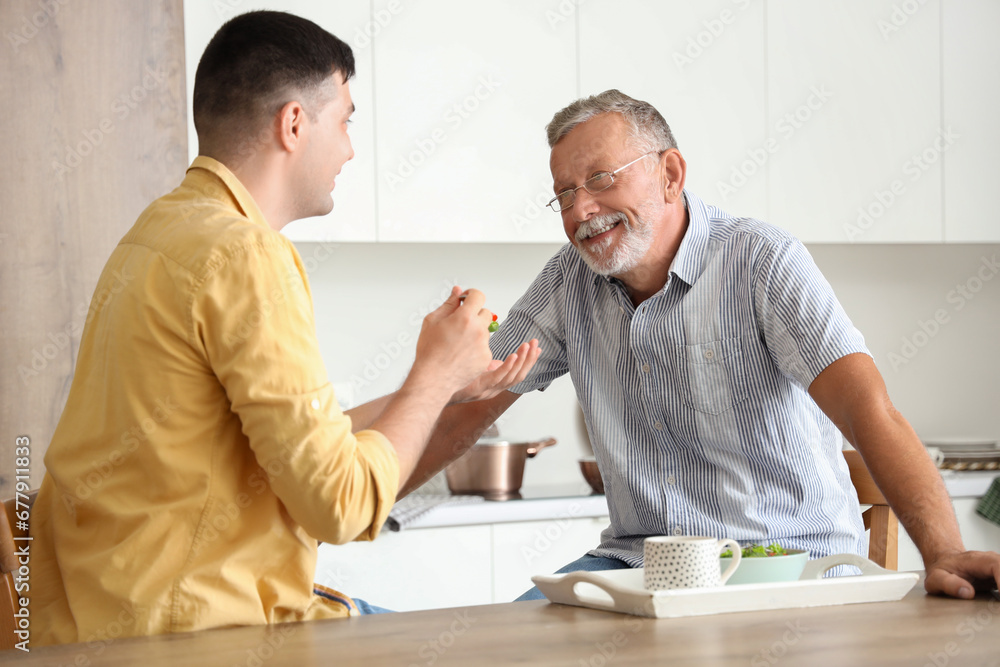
xmin=185 ymin=156 xmax=271 ymax=231
xmin=669 ymin=189 xmax=712 ymax=287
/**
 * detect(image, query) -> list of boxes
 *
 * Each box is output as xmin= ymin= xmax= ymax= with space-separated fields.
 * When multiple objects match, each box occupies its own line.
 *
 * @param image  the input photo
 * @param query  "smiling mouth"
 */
xmin=578 ymin=213 xmax=626 ymax=241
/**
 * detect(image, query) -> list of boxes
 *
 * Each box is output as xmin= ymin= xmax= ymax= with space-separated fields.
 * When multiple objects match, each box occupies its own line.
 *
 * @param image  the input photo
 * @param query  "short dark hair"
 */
xmin=193 ymin=10 xmax=355 ymax=149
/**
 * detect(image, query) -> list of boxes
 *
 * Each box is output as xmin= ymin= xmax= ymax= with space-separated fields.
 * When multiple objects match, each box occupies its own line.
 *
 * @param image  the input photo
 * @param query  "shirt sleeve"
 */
xmin=192 ymin=236 xmax=399 ymax=545
xmin=489 ymin=247 xmax=571 ymax=393
xmin=753 ymin=237 xmax=871 ymax=389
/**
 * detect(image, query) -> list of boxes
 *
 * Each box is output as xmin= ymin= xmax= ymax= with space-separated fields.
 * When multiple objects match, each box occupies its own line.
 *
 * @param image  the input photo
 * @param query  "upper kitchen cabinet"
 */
xmin=373 ymin=0 xmax=575 ymax=242
xmin=184 ymin=0 xmax=378 ymax=241
xmin=943 ymin=0 xmax=1000 ymax=242
xmin=579 ymin=1 xmax=768 ymax=223
xmin=767 ymin=1 xmax=942 ymax=243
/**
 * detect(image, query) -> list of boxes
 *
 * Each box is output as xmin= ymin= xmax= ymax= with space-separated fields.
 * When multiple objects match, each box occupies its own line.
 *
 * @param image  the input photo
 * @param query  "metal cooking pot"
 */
xmin=445 ymin=429 xmax=557 ymax=500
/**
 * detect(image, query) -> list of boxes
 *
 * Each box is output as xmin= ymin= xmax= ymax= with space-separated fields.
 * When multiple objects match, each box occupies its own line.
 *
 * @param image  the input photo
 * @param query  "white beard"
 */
xmin=574 ymin=211 xmax=654 ymax=276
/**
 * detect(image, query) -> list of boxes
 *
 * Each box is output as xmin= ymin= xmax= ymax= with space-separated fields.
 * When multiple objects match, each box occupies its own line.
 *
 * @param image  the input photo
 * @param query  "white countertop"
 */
xmin=394 ymin=471 xmax=998 ymax=531
xmin=399 ymin=484 xmax=608 ymax=530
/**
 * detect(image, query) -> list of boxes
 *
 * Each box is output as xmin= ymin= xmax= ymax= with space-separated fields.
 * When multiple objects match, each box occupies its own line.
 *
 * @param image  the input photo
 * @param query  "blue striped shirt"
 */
xmin=490 ymin=190 xmax=870 ymax=566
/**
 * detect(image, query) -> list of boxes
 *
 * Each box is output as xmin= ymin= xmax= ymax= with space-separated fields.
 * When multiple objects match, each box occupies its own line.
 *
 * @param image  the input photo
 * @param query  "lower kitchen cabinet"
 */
xmin=314 ymin=516 xmax=610 ymax=612
xmin=314 ymin=524 xmax=493 ymax=612
xmin=492 ymin=516 xmax=611 ymax=603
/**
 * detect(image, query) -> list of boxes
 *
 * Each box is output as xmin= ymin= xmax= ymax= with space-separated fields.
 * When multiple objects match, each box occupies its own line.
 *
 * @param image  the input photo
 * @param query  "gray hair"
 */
xmin=545 ymin=89 xmax=677 ymax=153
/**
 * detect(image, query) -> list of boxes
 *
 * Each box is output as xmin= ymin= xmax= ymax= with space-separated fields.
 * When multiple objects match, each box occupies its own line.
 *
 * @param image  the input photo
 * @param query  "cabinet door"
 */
xmin=492 ymin=515 xmax=610 ymax=602
xmin=580 ymin=0 xmax=768 ymax=222
xmin=373 ymin=0 xmax=575 ymax=242
xmin=183 ymin=0 xmax=378 ymax=241
xmin=315 ymin=525 xmax=493 ymax=611
xmin=767 ymin=0 xmax=942 ymax=242
xmin=943 ymin=0 xmax=1000 ymax=242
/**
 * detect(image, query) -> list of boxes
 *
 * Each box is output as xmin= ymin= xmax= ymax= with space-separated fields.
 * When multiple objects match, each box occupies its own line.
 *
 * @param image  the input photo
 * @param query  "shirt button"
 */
xmin=673 ymin=526 xmax=683 ymax=536
xmin=642 ymin=363 xmax=650 ymax=373
xmin=311 ymin=399 xmax=320 ymax=409
xmin=704 ymin=348 xmax=715 ymax=360
xmin=654 ymin=421 xmax=664 ymax=431
xmin=667 ymin=475 xmax=676 ymax=485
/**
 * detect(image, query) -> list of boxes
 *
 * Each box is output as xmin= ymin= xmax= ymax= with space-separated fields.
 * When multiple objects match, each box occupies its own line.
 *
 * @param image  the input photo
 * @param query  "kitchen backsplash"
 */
xmin=301 ymin=241 xmax=1000 ymax=488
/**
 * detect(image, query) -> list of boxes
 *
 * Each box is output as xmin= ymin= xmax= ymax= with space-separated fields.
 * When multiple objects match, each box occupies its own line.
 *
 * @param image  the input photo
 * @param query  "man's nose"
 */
xmin=571 ymin=188 xmax=600 ymax=221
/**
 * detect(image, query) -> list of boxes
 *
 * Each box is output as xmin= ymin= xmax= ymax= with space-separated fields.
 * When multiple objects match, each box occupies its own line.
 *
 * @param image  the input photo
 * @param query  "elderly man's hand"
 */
xmin=450 ymin=340 xmax=541 ymax=404
xmin=923 ymin=550 xmax=1000 ymax=598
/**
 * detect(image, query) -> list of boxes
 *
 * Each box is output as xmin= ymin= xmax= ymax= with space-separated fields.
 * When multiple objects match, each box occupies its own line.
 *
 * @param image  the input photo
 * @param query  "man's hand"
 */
xmin=924 ymin=550 xmax=1000 ymax=599
xmin=407 ymin=286 xmax=494 ymax=400
xmin=450 ymin=339 xmax=541 ymax=404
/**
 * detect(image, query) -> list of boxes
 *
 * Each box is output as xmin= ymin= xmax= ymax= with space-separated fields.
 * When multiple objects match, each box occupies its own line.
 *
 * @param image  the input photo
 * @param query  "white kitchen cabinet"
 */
xmin=314 ymin=513 xmax=610 ymax=611
xmin=767 ymin=0 xmax=943 ymax=243
xmin=183 ymin=0 xmax=378 ymax=241
xmin=579 ymin=0 xmax=769 ymax=223
xmin=943 ymin=0 xmax=1000 ymax=242
xmin=372 ymin=0 xmax=575 ymax=242
xmin=314 ymin=524 xmax=493 ymax=612
xmin=492 ymin=514 xmax=610 ymax=602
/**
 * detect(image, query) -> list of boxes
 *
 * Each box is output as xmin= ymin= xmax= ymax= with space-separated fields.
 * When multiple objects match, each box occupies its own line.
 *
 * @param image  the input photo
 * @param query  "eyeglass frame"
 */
xmin=546 ymin=150 xmax=661 ymax=213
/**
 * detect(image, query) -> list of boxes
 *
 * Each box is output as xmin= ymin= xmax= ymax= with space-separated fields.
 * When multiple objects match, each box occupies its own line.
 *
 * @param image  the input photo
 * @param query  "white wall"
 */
xmin=301 ymin=240 xmax=1000 ymax=489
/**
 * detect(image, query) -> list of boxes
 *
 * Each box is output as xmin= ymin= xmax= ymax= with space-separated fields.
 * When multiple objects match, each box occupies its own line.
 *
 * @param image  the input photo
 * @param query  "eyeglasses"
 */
xmin=546 ymin=151 xmax=660 ymax=212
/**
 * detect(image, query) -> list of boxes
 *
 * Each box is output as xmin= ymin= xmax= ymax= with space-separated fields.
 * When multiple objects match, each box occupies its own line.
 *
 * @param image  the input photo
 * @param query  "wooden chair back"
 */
xmin=2 ymin=489 xmax=37 ymax=651
xmin=843 ymin=450 xmax=898 ymax=570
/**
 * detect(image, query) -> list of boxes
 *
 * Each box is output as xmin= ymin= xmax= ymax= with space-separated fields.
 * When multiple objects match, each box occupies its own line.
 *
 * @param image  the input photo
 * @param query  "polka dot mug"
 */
xmin=643 ymin=536 xmax=742 ymax=591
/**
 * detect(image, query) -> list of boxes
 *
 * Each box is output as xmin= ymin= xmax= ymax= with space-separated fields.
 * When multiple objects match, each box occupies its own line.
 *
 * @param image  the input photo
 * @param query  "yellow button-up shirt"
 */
xmin=30 ymin=157 xmax=400 ymax=645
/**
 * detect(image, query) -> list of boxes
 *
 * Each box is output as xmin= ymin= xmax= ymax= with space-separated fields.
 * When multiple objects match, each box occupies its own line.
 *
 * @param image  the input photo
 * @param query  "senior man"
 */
xmin=409 ymin=89 xmax=1000 ymax=600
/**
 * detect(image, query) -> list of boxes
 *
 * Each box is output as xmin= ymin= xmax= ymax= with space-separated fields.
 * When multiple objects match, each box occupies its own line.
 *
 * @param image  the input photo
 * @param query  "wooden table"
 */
xmin=7 ymin=584 xmax=1000 ymax=666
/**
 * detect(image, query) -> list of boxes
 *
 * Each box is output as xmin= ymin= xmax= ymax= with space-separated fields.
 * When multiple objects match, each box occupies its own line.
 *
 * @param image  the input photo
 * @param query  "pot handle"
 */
xmin=525 ymin=437 xmax=557 ymax=458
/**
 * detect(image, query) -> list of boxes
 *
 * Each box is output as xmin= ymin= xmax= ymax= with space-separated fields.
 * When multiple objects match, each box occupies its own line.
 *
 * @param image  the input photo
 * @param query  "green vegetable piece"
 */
xmin=488 ymin=321 xmax=499 ymax=333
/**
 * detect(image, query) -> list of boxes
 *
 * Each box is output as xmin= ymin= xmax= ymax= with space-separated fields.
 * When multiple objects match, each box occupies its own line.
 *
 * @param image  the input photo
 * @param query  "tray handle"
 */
xmin=800 ymin=553 xmax=891 ymax=579
xmin=532 ymin=571 xmax=653 ymax=616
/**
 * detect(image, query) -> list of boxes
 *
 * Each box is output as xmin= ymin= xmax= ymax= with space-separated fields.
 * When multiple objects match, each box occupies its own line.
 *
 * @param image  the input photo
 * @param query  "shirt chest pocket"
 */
xmin=671 ymin=337 xmax=749 ymax=415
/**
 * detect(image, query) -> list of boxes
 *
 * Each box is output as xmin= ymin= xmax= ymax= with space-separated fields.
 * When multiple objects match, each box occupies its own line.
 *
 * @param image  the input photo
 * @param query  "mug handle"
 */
xmin=718 ymin=539 xmax=742 ymax=584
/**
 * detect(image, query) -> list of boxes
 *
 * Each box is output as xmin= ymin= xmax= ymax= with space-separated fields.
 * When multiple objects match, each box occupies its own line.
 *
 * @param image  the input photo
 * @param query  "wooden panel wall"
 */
xmin=0 ymin=0 xmax=188 ymax=495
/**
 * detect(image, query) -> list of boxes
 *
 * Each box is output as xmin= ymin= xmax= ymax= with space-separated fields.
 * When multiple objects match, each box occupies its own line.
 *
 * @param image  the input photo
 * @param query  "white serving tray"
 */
xmin=531 ymin=553 xmax=919 ymax=618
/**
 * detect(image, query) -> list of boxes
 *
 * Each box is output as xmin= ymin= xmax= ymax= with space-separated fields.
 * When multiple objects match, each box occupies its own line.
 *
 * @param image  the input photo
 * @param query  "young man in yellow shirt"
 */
xmin=29 ymin=10 xmax=539 ymax=645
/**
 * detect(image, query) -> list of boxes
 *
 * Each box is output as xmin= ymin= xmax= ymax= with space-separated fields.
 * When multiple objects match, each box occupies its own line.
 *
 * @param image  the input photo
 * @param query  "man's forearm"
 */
xmin=345 ymin=393 xmax=394 ymax=432
xmin=850 ymin=409 xmax=965 ymax=566
xmin=396 ymin=391 xmax=519 ymax=498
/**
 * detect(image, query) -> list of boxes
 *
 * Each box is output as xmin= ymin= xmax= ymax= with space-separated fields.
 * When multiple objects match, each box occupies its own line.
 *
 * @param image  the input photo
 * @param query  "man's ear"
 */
xmin=660 ymin=148 xmax=686 ymax=203
xmin=277 ymin=100 xmax=307 ymax=153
